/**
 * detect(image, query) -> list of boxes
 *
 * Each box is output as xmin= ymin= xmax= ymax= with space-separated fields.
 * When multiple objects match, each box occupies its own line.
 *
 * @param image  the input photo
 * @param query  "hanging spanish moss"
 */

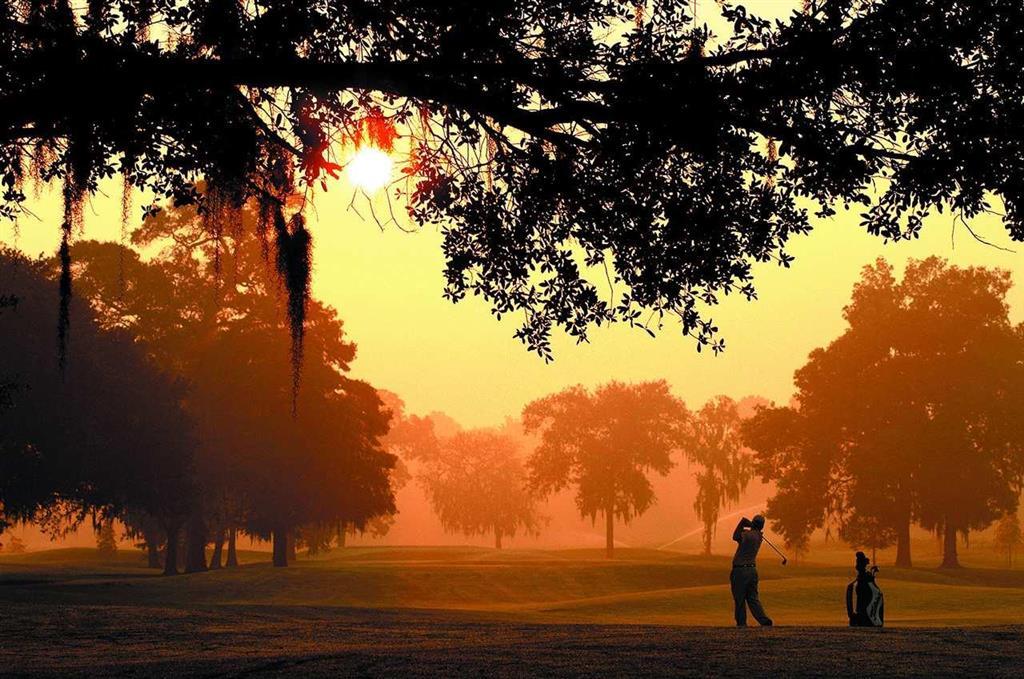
xmin=119 ymin=169 xmax=133 ymax=298
xmin=56 ymin=117 xmax=92 ymax=373
xmin=56 ymin=225 xmax=71 ymax=374
xmin=226 ymin=202 xmax=243 ymax=284
xmin=257 ymin=145 xmax=294 ymax=263
xmin=56 ymin=170 xmax=82 ymax=374
xmin=204 ymin=181 xmax=245 ymax=284
xmin=256 ymin=197 xmax=273 ymax=262
xmin=361 ymin=108 xmax=398 ymax=153
xmin=485 ymin=136 xmax=497 ymax=190
xmin=200 ymin=185 xmax=227 ymax=277
xmin=28 ymin=140 xmax=54 ymax=198
xmin=273 ymin=207 xmax=312 ymax=413
xmin=120 ymin=156 xmax=134 ymax=237
xmin=57 ymin=171 xmax=84 ymax=374
xmin=5 ymin=145 xmax=24 ymax=242
xmin=10 ymin=144 xmax=23 ymax=192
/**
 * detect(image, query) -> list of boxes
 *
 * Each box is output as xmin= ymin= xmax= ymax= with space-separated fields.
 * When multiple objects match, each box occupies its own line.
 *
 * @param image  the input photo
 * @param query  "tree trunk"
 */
xmin=605 ymin=508 xmax=614 ymax=559
xmin=338 ymin=523 xmax=347 ymax=548
xmin=272 ymin=526 xmax=288 ymax=567
xmin=495 ymin=530 xmax=503 ymax=550
xmin=177 ymin=533 xmax=187 ymax=570
xmin=940 ymin=521 xmax=961 ymax=568
xmin=183 ymin=513 xmax=208 ymax=573
xmin=895 ymin=518 xmax=912 ymax=568
xmin=209 ymin=530 xmax=224 ymax=570
xmin=287 ymin=530 xmax=297 ymax=563
xmin=226 ymin=529 xmax=239 ymax=568
xmin=146 ymin=538 xmax=161 ymax=569
xmin=162 ymin=524 xmax=180 ymax=576
xmin=703 ymin=526 xmax=712 ymax=556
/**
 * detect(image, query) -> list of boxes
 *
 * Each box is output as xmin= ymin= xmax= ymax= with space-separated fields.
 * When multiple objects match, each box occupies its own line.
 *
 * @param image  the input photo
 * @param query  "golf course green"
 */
xmin=1 ymin=546 xmax=1021 ymax=676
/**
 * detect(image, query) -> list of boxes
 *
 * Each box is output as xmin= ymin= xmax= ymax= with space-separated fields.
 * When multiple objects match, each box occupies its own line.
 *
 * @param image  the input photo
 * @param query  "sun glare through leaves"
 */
xmin=347 ymin=146 xmax=393 ymax=193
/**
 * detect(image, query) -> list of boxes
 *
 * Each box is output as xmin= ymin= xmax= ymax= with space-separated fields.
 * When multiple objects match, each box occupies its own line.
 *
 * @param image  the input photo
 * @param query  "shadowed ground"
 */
xmin=1 ymin=548 xmax=1022 ymax=676
xmin=2 ymin=604 xmax=1022 ymax=678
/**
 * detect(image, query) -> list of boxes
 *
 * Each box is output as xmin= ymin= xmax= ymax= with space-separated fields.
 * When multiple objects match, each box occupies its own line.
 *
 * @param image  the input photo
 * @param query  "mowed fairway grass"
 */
xmin=1 ymin=547 xmax=1022 ymax=676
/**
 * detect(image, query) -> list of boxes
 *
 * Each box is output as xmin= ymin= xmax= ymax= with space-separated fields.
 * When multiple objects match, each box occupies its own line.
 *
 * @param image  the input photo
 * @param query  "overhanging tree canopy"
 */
xmin=4 ymin=0 xmax=1024 ymax=363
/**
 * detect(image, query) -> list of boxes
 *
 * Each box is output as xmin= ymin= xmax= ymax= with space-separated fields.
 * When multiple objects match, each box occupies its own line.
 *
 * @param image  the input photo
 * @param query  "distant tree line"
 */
xmin=1 ymin=251 xmax=773 ymax=564
xmin=368 ymin=384 xmax=765 ymax=559
xmin=6 ymin=209 xmax=1021 ymax=570
xmin=405 ymin=258 xmax=1024 ymax=567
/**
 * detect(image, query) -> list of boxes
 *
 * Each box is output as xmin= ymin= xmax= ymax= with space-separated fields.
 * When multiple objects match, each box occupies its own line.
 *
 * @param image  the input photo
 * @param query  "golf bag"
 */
xmin=846 ymin=575 xmax=884 ymax=627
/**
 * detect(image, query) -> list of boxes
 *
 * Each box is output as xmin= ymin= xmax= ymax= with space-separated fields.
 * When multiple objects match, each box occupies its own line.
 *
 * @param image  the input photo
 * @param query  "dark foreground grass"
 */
xmin=0 ymin=603 xmax=1020 ymax=678
xmin=1 ymin=548 xmax=1022 ymax=676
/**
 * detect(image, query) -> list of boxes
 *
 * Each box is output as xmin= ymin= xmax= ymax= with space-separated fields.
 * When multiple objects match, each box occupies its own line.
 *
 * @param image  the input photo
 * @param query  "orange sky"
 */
xmin=4 ymin=1 xmax=1023 ymax=430
xmin=7 ymin=179 xmax=1021 ymax=430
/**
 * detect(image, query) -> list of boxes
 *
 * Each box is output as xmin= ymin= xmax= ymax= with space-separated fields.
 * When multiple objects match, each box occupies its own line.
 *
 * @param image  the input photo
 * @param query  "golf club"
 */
xmin=761 ymin=534 xmax=788 ymax=566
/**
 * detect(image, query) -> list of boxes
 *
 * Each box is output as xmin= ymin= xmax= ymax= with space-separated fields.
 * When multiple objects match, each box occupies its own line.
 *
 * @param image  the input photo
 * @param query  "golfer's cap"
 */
xmin=751 ymin=515 xmax=766 ymax=529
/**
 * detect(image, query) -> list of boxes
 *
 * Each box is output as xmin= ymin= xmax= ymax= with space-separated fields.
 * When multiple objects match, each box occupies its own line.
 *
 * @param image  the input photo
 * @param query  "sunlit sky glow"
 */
xmin=348 ymin=147 xmax=393 ymax=194
xmin=4 ymin=1 xmax=1022 ymax=430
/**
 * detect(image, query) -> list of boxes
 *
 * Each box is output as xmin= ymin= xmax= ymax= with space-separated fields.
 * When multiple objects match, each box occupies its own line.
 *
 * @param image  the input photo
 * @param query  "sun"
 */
xmin=347 ymin=147 xmax=393 ymax=193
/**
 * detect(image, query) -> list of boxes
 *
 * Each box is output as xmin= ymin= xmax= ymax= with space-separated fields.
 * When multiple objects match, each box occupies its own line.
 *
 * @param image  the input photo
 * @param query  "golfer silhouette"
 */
xmin=730 ymin=515 xmax=773 ymax=627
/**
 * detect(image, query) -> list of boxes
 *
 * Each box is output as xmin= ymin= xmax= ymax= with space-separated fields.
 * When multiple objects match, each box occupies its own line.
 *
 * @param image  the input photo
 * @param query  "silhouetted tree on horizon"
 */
xmin=840 ymin=513 xmax=895 ymax=567
xmin=122 ymin=510 xmax=165 ymax=569
xmin=994 ymin=512 xmax=1022 ymax=568
xmin=67 ymin=201 xmax=397 ymax=570
xmin=683 ymin=396 xmax=755 ymax=556
xmin=745 ymin=257 xmax=1024 ymax=568
xmin=335 ymin=390 xmax=423 ymax=544
xmin=523 ymin=380 xmax=687 ymax=558
xmin=0 ymin=249 xmax=197 ymax=569
xmin=419 ymin=429 xmax=543 ymax=550
xmin=95 ymin=521 xmax=118 ymax=559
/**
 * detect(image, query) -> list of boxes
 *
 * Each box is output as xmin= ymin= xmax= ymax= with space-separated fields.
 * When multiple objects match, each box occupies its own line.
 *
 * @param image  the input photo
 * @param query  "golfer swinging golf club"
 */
xmin=730 ymin=514 xmax=781 ymax=627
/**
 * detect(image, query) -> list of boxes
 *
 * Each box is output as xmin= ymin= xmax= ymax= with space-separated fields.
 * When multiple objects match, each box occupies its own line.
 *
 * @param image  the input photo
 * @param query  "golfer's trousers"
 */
xmin=730 ymin=566 xmax=772 ymax=626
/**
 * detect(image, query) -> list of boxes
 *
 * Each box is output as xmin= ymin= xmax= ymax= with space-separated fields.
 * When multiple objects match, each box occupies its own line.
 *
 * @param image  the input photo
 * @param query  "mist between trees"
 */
xmin=2 ymin=198 xmax=1022 ymax=571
